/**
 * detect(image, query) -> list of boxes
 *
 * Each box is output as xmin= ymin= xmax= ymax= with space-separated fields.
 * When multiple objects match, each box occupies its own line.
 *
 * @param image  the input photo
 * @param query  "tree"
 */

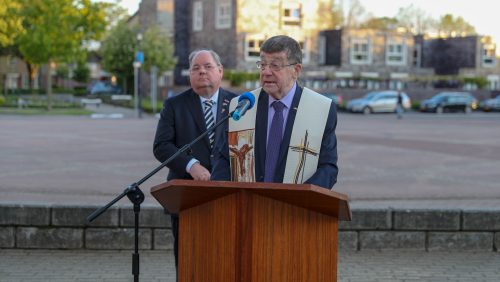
xmin=436 ymin=14 xmax=476 ymax=37
xmin=99 ymin=22 xmax=138 ymax=94
xmin=312 ymin=0 xmax=343 ymax=31
xmin=344 ymin=0 xmax=366 ymax=28
xmin=360 ymin=17 xmax=399 ymax=30
xmin=15 ymin=0 xmax=107 ymax=110
xmin=0 ymin=0 xmax=24 ymax=47
xmin=141 ymin=26 xmax=176 ymax=73
xmin=73 ymin=59 xmax=90 ymax=84
xmin=100 ymin=23 xmax=177 ymax=93
xmin=396 ymin=4 xmax=434 ymax=34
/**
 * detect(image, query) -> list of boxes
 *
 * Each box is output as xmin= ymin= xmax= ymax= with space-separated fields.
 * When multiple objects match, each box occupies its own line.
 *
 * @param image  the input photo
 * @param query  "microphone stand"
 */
xmin=87 ymin=111 xmax=234 ymax=282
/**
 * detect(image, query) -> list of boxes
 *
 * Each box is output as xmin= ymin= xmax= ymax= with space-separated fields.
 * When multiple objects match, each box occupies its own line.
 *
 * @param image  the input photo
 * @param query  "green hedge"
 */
xmin=0 ymin=94 xmax=82 ymax=109
xmin=223 ymin=70 xmax=259 ymax=87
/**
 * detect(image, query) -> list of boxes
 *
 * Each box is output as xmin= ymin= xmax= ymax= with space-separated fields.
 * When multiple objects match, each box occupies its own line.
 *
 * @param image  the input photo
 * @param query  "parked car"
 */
xmin=321 ymin=93 xmax=343 ymax=107
xmin=480 ymin=96 xmax=500 ymax=112
xmin=88 ymin=82 xmax=122 ymax=95
xmin=420 ymin=92 xmax=478 ymax=113
xmin=346 ymin=91 xmax=411 ymax=114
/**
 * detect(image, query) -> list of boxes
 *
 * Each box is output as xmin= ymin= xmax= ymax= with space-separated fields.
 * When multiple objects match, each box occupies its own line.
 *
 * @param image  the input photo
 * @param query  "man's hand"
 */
xmin=189 ymin=162 xmax=211 ymax=181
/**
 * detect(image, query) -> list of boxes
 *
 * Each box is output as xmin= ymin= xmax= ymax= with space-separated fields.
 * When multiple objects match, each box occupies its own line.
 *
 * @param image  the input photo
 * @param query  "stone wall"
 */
xmin=1 ymin=205 xmax=498 ymax=251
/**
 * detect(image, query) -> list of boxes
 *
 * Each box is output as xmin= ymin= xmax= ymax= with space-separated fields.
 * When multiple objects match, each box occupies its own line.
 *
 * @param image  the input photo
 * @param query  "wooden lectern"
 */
xmin=151 ymin=179 xmax=351 ymax=282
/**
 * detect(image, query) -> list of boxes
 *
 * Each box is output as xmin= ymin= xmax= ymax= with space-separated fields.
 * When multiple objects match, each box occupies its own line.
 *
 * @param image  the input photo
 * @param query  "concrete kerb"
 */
xmin=0 ymin=204 xmax=499 ymax=251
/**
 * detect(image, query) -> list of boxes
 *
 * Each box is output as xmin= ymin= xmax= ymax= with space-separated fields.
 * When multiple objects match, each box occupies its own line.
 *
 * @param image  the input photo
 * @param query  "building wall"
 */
xmin=139 ymin=0 xmax=174 ymax=35
xmin=0 ymin=56 xmax=34 ymax=91
xmin=422 ymin=36 xmax=477 ymax=75
xmin=189 ymin=0 xmax=238 ymax=68
xmin=235 ymin=0 xmax=337 ymax=70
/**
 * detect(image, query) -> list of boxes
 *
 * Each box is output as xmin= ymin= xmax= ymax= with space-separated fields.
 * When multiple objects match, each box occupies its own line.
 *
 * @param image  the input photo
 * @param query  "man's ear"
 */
xmin=293 ymin=63 xmax=302 ymax=79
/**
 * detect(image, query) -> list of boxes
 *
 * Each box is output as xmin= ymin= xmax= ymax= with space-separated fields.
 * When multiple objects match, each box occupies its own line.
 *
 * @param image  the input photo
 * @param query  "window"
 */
xmin=386 ymin=41 xmax=406 ymax=66
xmin=413 ymin=43 xmax=421 ymax=67
xmin=192 ymin=1 xmax=203 ymax=32
xmin=245 ymin=36 xmax=265 ymax=61
xmin=482 ymin=43 xmax=496 ymax=67
xmin=318 ymin=35 xmax=326 ymax=65
xmin=215 ymin=1 xmax=231 ymax=29
xmin=8 ymin=56 xmax=17 ymax=68
xmin=350 ymin=38 xmax=371 ymax=65
xmin=282 ymin=3 xmax=301 ymax=26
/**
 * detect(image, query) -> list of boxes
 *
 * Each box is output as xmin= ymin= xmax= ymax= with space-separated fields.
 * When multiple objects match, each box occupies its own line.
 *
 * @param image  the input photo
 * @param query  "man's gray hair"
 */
xmin=188 ymin=49 xmax=222 ymax=68
xmin=261 ymin=35 xmax=302 ymax=64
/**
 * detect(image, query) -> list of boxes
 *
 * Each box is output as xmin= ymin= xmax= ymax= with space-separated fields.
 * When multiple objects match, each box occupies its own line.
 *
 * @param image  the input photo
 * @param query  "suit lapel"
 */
xmin=186 ymin=89 xmax=211 ymax=149
xmin=215 ymin=89 xmax=232 ymax=141
xmin=254 ymin=90 xmax=269 ymax=181
xmin=276 ymin=86 xmax=303 ymax=181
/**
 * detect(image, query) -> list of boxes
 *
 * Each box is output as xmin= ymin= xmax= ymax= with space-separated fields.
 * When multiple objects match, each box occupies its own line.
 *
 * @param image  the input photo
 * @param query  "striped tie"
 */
xmin=203 ymin=100 xmax=215 ymax=148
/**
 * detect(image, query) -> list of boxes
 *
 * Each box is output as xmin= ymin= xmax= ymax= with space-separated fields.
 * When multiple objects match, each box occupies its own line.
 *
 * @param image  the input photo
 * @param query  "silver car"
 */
xmin=480 ymin=96 xmax=500 ymax=112
xmin=346 ymin=91 xmax=411 ymax=114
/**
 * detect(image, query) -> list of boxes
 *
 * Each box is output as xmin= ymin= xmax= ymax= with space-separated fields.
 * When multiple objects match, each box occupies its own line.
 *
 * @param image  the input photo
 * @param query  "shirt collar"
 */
xmin=199 ymin=89 xmax=219 ymax=105
xmin=268 ymin=82 xmax=296 ymax=109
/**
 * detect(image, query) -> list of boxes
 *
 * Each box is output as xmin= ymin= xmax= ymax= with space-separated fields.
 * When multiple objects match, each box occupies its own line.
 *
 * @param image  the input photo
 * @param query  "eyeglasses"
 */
xmin=256 ymin=61 xmax=297 ymax=71
xmin=190 ymin=64 xmax=218 ymax=72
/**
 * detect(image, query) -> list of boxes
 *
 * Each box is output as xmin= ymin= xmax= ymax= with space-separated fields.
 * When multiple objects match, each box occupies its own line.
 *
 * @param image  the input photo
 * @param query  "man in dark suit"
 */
xmin=153 ymin=49 xmax=236 ymax=272
xmin=212 ymin=35 xmax=338 ymax=189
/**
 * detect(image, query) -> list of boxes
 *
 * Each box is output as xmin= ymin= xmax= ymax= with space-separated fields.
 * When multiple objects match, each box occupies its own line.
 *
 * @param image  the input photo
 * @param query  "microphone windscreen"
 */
xmin=238 ymin=92 xmax=255 ymax=109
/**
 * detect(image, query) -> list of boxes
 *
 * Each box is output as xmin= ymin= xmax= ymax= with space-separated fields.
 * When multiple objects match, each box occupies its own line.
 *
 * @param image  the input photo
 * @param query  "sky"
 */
xmin=353 ymin=0 xmax=499 ymax=53
xmin=113 ymin=0 xmax=499 ymax=53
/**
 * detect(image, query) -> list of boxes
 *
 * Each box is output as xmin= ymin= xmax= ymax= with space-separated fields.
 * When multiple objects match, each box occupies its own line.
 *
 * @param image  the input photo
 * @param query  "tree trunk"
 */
xmin=46 ymin=60 xmax=53 ymax=111
xmin=26 ymin=63 xmax=39 ymax=94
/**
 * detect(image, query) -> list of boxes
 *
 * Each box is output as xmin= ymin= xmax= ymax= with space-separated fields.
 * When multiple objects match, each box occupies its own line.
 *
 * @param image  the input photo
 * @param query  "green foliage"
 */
xmin=461 ymin=77 xmax=488 ymax=89
xmin=0 ymin=107 xmax=91 ymax=115
xmin=100 ymin=22 xmax=138 ymax=92
xmin=73 ymin=60 xmax=90 ymax=83
xmin=142 ymin=25 xmax=176 ymax=73
xmin=100 ymin=23 xmax=177 ymax=93
xmin=396 ymin=4 xmax=434 ymax=34
xmin=1 ymin=94 xmax=82 ymax=108
xmin=360 ymin=17 xmax=399 ymax=30
xmin=0 ymin=0 xmax=24 ymax=47
xmin=141 ymin=98 xmax=163 ymax=114
xmin=17 ymin=0 xmax=107 ymax=65
xmin=223 ymin=70 xmax=259 ymax=87
xmin=0 ymin=95 xmax=6 ymax=106
xmin=437 ymin=14 xmax=476 ymax=36
xmin=13 ymin=0 xmax=107 ymax=110
xmin=56 ymin=64 xmax=70 ymax=79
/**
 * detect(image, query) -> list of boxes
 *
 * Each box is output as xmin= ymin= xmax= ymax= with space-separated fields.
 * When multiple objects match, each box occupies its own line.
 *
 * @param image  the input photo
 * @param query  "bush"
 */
xmin=460 ymin=77 xmax=488 ymax=89
xmin=73 ymin=87 xmax=88 ymax=97
xmin=0 ymin=95 xmax=5 ymax=106
xmin=223 ymin=70 xmax=259 ymax=87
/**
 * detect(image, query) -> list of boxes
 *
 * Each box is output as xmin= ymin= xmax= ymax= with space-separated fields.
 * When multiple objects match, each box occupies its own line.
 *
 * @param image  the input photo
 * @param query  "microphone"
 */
xmin=232 ymin=92 xmax=256 ymax=121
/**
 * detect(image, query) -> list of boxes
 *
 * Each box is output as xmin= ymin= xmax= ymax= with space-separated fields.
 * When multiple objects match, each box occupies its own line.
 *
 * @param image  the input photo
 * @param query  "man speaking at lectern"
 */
xmin=212 ymin=35 xmax=338 ymax=189
xmin=153 ymin=49 xmax=235 ymax=272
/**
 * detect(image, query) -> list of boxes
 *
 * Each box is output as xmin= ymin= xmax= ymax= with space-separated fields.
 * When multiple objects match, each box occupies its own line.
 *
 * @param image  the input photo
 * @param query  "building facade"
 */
xmin=174 ymin=0 xmax=337 ymax=84
xmin=316 ymin=28 xmax=434 ymax=90
xmin=421 ymin=35 xmax=498 ymax=90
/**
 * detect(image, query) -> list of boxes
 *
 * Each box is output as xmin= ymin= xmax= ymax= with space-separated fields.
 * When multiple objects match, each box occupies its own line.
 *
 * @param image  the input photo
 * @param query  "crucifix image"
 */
xmin=229 ymin=144 xmax=254 ymax=177
xmin=290 ymin=130 xmax=318 ymax=184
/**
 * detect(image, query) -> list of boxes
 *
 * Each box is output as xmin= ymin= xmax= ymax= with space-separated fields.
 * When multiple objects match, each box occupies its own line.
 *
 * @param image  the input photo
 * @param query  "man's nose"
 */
xmin=261 ymin=67 xmax=273 ymax=76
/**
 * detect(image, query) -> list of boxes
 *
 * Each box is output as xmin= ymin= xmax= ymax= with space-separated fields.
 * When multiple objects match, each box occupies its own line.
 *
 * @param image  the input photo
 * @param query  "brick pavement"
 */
xmin=1 ymin=249 xmax=499 ymax=281
xmin=2 ymin=111 xmax=500 ymax=281
xmin=1 ymin=112 xmax=500 ymax=208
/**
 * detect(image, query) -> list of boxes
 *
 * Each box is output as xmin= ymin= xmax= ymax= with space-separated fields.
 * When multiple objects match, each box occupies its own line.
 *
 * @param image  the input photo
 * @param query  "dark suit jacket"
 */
xmin=211 ymin=86 xmax=338 ymax=189
xmin=153 ymin=88 xmax=236 ymax=180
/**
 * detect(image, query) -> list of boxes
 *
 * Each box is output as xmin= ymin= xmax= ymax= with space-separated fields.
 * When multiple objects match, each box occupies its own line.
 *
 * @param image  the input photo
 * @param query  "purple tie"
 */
xmin=264 ymin=101 xmax=285 ymax=182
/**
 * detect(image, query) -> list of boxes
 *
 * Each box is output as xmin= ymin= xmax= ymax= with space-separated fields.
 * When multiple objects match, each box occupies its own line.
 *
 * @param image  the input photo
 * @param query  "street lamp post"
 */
xmin=134 ymin=33 xmax=144 ymax=119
